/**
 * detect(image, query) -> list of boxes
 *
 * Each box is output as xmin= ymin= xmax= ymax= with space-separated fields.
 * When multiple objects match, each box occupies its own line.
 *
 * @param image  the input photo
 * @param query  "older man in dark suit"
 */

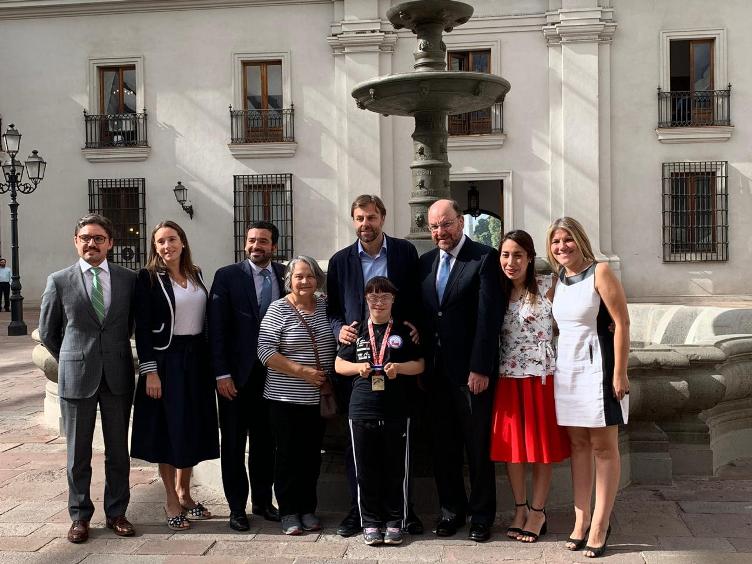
xmin=39 ymin=214 xmax=137 ymax=543
xmin=208 ymin=221 xmax=286 ymax=531
xmin=419 ymin=199 xmax=502 ymax=543
xmin=327 ymin=194 xmax=423 ymax=537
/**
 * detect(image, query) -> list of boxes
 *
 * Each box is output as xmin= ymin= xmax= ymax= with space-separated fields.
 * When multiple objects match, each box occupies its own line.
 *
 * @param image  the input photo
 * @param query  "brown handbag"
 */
xmin=287 ymin=298 xmax=338 ymax=419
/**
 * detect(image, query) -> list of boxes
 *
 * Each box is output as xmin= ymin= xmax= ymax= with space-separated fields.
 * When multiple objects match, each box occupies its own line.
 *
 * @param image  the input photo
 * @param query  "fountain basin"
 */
xmin=352 ymin=71 xmax=511 ymax=116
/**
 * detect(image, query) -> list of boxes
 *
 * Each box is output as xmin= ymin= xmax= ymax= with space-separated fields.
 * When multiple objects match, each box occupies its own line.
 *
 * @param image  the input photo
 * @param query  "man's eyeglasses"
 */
xmin=77 ymin=235 xmax=108 ymax=245
xmin=427 ymin=218 xmax=459 ymax=232
xmin=366 ymin=294 xmax=395 ymax=305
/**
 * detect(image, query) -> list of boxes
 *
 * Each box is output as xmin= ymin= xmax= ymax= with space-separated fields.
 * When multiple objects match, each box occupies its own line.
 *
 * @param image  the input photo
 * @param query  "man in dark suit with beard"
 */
xmin=419 ymin=199 xmax=502 ymax=543
xmin=208 ymin=221 xmax=285 ymax=531
xmin=327 ymin=194 xmax=423 ymax=537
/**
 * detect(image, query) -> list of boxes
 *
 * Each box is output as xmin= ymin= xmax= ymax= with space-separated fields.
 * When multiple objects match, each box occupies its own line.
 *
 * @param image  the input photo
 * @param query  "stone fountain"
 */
xmin=352 ymin=0 xmax=511 ymax=245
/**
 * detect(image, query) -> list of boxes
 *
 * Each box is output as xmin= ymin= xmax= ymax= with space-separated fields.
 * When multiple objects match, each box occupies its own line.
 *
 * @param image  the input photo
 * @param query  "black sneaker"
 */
xmin=363 ymin=527 xmax=383 ymax=545
xmin=384 ymin=527 xmax=403 ymax=545
xmin=337 ymin=507 xmax=361 ymax=537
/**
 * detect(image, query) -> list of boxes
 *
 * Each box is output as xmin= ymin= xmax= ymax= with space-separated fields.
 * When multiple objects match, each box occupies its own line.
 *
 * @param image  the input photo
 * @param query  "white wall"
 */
xmin=0 ymin=0 xmax=750 ymax=302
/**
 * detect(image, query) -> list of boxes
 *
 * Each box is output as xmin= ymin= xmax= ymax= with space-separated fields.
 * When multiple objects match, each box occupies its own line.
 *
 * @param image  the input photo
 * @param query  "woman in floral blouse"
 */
xmin=490 ymin=230 xmax=570 ymax=543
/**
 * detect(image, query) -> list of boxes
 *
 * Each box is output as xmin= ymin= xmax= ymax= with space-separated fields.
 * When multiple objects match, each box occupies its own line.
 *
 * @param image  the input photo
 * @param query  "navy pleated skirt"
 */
xmin=131 ymin=334 xmax=219 ymax=468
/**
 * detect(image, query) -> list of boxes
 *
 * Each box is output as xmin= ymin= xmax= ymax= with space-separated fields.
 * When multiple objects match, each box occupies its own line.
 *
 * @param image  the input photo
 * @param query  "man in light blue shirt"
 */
xmin=0 ymin=258 xmax=11 ymax=312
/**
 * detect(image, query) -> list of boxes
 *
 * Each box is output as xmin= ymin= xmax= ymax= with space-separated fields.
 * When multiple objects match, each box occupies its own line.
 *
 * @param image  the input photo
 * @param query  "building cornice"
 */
xmin=327 ymin=30 xmax=397 ymax=55
xmin=0 ymin=0 xmax=330 ymax=20
xmin=543 ymin=7 xmax=617 ymax=46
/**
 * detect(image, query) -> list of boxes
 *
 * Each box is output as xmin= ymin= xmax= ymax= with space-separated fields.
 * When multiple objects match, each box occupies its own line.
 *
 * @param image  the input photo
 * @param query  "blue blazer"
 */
xmin=419 ymin=238 xmax=502 ymax=386
xmin=326 ymin=234 xmax=420 ymax=339
xmin=134 ymin=268 xmax=208 ymax=376
xmin=208 ymin=259 xmax=286 ymax=388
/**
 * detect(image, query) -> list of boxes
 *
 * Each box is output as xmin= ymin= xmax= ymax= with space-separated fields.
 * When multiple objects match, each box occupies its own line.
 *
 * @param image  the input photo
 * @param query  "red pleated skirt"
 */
xmin=490 ymin=376 xmax=571 ymax=464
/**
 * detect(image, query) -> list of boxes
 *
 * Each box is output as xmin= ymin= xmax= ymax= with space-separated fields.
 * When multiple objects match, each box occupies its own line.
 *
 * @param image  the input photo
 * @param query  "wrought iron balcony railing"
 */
xmin=657 ymin=86 xmax=731 ymax=128
xmin=230 ymin=105 xmax=295 ymax=144
xmin=449 ymin=102 xmax=503 ymax=136
xmin=83 ymin=111 xmax=148 ymax=149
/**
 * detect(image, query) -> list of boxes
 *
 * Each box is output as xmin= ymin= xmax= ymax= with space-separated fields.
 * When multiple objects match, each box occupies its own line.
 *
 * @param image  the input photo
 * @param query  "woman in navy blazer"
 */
xmin=131 ymin=220 xmax=219 ymax=531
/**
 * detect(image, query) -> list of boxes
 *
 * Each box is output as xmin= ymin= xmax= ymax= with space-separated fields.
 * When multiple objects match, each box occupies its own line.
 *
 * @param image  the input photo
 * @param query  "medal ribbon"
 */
xmin=367 ymin=318 xmax=393 ymax=367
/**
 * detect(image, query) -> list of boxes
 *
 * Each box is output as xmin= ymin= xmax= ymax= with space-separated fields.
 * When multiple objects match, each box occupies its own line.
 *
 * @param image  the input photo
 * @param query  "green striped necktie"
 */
xmin=90 ymin=266 xmax=105 ymax=323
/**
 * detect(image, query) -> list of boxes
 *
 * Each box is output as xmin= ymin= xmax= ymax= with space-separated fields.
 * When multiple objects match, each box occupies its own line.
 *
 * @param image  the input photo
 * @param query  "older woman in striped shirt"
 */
xmin=257 ymin=255 xmax=337 ymax=536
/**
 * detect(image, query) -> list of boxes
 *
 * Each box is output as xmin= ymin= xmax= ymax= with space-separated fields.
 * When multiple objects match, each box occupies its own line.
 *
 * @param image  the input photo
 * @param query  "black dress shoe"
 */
xmin=229 ymin=511 xmax=250 ymax=531
xmin=468 ymin=522 xmax=491 ymax=542
xmin=403 ymin=509 xmax=424 ymax=534
xmin=251 ymin=504 xmax=280 ymax=522
xmin=337 ymin=507 xmax=361 ymax=537
xmin=433 ymin=515 xmax=465 ymax=537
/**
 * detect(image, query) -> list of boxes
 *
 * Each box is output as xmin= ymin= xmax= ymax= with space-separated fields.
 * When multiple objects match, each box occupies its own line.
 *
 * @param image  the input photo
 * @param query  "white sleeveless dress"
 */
xmin=552 ymin=263 xmax=628 ymax=427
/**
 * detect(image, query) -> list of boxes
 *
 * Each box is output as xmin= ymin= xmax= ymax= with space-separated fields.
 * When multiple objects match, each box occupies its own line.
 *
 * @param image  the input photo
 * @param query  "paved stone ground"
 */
xmin=1 ymin=308 xmax=752 ymax=563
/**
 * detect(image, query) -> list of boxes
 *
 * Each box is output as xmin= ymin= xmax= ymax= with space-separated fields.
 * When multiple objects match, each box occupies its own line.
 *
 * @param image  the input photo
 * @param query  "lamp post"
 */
xmin=0 ymin=124 xmax=47 ymax=336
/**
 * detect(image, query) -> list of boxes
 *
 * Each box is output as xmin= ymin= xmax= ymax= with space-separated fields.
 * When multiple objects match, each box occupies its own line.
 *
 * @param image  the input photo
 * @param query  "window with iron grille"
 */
xmin=662 ymin=161 xmax=728 ymax=262
xmin=233 ymin=174 xmax=293 ymax=262
xmin=88 ymin=178 xmax=147 ymax=270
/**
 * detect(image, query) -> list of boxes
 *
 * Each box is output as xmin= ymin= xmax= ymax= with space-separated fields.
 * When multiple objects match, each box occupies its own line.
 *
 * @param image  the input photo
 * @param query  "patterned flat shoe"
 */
xmin=165 ymin=508 xmax=191 ymax=531
xmin=181 ymin=502 xmax=211 ymax=520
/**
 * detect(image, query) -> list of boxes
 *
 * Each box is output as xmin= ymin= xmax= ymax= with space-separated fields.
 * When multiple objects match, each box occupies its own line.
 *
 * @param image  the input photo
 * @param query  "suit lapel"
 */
xmin=241 ymin=260 xmax=260 ymax=318
xmin=272 ymin=261 xmax=286 ymax=296
xmin=103 ymin=266 xmax=119 ymax=326
xmin=348 ymin=242 xmax=365 ymax=315
xmin=441 ymin=242 xmax=470 ymax=306
xmin=424 ymin=249 xmax=440 ymax=311
xmin=71 ymin=264 xmax=100 ymax=325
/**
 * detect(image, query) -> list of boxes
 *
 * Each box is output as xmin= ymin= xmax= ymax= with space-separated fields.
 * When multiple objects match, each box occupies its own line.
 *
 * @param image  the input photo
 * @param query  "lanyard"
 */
xmin=367 ymin=318 xmax=393 ymax=367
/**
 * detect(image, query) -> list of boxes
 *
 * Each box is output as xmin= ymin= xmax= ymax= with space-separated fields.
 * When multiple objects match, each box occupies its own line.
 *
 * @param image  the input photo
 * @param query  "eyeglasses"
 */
xmin=77 ymin=235 xmax=108 ymax=245
xmin=366 ymin=294 xmax=395 ymax=305
xmin=427 ymin=218 xmax=459 ymax=232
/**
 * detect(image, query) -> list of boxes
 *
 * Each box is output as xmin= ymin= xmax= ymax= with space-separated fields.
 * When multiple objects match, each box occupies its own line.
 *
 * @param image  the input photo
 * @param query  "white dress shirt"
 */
xmin=78 ymin=257 xmax=111 ymax=315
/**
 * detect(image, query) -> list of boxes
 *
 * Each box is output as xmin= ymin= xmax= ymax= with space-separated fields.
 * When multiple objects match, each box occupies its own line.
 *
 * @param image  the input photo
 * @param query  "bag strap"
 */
xmin=286 ymin=296 xmax=322 ymax=370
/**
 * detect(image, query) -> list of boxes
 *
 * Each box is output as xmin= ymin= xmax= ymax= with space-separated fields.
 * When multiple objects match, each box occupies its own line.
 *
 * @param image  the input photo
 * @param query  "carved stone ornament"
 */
xmin=418 ymin=82 xmax=430 ymax=97
xmin=415 ymin=211 xmax=426 ymax=227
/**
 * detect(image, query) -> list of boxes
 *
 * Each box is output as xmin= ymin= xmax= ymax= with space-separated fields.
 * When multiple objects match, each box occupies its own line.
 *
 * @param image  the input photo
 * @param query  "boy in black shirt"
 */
xmin=335 ymin=276 xmax=424 ymax=546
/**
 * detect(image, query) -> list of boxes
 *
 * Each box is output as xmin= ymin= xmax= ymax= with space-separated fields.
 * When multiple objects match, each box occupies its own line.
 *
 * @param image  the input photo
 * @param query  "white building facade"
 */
xmin=0 ymin=0 xmax=749 ymax=302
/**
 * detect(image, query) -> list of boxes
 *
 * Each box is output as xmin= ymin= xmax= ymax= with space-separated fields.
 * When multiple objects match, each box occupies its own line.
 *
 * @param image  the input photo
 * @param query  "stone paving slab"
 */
xmin=643 ymin=552 xmax=752 ymax=564
xmin=2 ymin=310 xmax=752 ymax=562
xmin=678 ymin=501 xmax=752 ymax=514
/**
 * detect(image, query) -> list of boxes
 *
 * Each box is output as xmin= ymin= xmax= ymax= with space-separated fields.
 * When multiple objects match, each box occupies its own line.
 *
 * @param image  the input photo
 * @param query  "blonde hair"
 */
xmin=545 ymin=217 xmax=596 ymax=272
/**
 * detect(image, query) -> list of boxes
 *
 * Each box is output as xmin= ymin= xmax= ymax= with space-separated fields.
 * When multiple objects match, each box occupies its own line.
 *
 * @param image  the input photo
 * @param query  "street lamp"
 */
xmin=173 ymin=181 xmax=194 ymax=219
xmin=0 ymin=123 xmax=47 ymax=336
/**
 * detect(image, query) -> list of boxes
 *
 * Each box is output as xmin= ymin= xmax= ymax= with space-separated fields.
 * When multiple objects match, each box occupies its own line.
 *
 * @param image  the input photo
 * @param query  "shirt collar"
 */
xmin=357 ymin=234 xmax=388 ymax=258
xmin=79 ymin=257 xmax=110 ymax=274
xmin=248 ymin=259 xmax=272 ymax=276
xmin=441 ymin=234 xmax=467 ymax=260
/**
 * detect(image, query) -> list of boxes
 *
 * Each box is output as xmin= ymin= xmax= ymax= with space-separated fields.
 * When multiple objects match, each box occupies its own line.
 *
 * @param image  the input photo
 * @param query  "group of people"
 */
xmin=38 ymin=194 xmax=629 ymax=559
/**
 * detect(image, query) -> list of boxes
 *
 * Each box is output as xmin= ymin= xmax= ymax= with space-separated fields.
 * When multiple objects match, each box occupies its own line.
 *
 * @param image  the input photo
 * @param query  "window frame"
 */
xmin=232 ymin=51 xmax=292 ymax=114
xmin=88 ymin=56 xmax=145 ymax=115
xmin=661 ymin=161 xmax=728 ymax=262
xmin=88 ymin=177 xmax=147 ymax=270
xmin=233 ymin=173 xmax=294 ymax=262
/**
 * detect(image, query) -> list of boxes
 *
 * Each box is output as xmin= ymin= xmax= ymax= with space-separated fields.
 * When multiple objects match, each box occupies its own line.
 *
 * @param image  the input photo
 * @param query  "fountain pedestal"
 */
xmin=351 ymin=0 xmax=510 ymax=242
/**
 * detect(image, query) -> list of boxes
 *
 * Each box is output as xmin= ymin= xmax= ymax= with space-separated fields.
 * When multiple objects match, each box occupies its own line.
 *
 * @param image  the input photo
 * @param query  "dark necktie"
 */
xmin=259 ymin=268 xmax=272 ymax=318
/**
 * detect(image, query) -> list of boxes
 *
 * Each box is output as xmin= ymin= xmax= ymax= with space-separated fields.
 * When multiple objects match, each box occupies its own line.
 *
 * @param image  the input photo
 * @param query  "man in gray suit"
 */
xmin=39 ymin=214 xmax=137 ymax=543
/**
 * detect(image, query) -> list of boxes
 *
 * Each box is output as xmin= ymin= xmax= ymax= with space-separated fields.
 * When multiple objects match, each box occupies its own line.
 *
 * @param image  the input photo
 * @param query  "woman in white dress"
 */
xmin=546 ymin=217 xmax=630 ymax=559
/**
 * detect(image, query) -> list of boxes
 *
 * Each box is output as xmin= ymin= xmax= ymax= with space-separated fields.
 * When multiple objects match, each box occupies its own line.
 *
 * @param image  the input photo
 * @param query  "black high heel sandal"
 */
xmin=518 ymin=505 xmax=547 ymax=543
xmin=506 ymin=501 xmax=528 ymax=538
xmin=584 ymin=524 xmax=612 ymax=558
xmin=566 ymin=526 xmax=590 ymax=551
